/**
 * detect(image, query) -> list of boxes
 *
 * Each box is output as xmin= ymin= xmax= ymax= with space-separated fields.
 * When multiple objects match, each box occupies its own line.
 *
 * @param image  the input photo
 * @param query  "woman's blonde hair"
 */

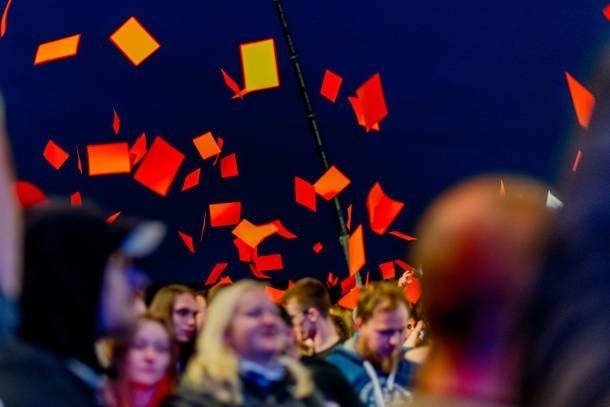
xmin=183 ymin=280 xmax=313 ymax=404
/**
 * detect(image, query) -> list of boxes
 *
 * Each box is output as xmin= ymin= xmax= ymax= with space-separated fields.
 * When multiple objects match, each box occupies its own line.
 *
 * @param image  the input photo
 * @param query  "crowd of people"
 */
xmin=1 ymin=56 xmax=610 ymax=406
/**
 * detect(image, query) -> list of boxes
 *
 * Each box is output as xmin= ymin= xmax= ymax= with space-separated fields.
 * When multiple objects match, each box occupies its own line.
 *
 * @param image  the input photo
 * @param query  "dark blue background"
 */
xmin=0 ymin=0 xmax=606 ymax=286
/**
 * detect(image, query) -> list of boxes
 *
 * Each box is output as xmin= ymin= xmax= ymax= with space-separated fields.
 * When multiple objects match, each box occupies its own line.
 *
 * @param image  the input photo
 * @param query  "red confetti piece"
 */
xmin=109 ymin=17 xmax=160 ymax=67
xmin=388 ymin=231 xmax=416 ymax=242
xmin=181 ymin=168 xmax=201 ymax=192
xmin=326 ymin=272 xmax=339 ymax=288
xmin=112 ymin=108 xmax=120 ymax=135
xmin=13 ymin=181 xmax=48 ymax=208
xmin=565 ymin=72 xmax=595 ymax=129
xmin=356 ymin=73 xmax=388 ymax=131
xmin=348 ymin=225 xmax=365 ymax=276
xmin=0 ymin=0 xmax=13 ymax=37
xmin=213 ymin=276 xmax=233 ymax=288
xmin=295 ymin=177 xmax=317 ymax=211
xmin=265 ymin=286 xmax=286 ymax=304
xmin=220 ymin=68 xmax=246 ymax=99
xmin=209 ymin=202 xmax=242 ymax=227
xmin=133 ymin=136 xmax=185 ymax=196
xmin=346 ymin=204 xmax=353 ymax=231
xmin=205 ymin=262 xmax=229 ymax=286
xmin=199 ymin=210 xmax=207 ymax=242
xmin=220 ymin=153 xmax=239 ymax=178
xmin=178 ymin=231 xmax=195 ymax=254
xmin=604 ymin=4 xmax=610 ymax=20
xmin=34 ymin=34 xmax=81 ymax=65
xmin=404 ymin=278 xmax=422 ymax=304
xmin=254 ymin=254 xmax=283 ymax=272
xmin=249 ymin=262 xmax=272 ymax=280
xmin=70 ymin=192 xmax=82 ymax=207
xmin=193 ymin=132 xmax=221 ymax=160
xmin=87 ymin=142 xmax=131 ymax=176
xmin=314 ymin=166 xmax=351 ymax=200
xmin=340 ymin=274 xmax=357 ymax=294
xmin=271 ymin=220 xmax=297 ymax=239
xmin=233 ymin=237 xmax=258 ymax=262
xmin=129 ymin=133 xmax=147 ymax=166
xmin=313 ymin=242 xmax=324 ymax=254
xmin=572 ymin=149 xmax=583 ymax=172
xmin=232 ymin=219 xmax=278 ymax=249
xmin=43 ymin=140 xmax=70 ymax=170
xmin=76 ymin=146 xmax=83 ymax=174
xmin=367 ymin=182 xmax=404 ymax=235
xmin=338 ymin=287 xmax=360 ymax=310
xmin=106 ymin=211 xmax=122 ymax=224
xmin=378 ymin=262 xmax=396 ymax=280
xmin=394 ymin=259 xmax=415 ymax=272
xmin=320 ymin=69 xmax=343 ymax=102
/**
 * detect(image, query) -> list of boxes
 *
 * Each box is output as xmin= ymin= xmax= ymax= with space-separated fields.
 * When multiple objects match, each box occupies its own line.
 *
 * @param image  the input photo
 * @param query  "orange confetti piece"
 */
xmin=356 ymin=73 xmax=388 ymax=131
xmin=76 ymin=146 xmax=83 ymax=174
xmin=240 ymin=38 xmax=280 ymax=92
xmin=181 ymin=168 xmax=201 ymax=192
xmin=1 ymin=0 xmax=13 ymax=38
xmin=313 ymin=242 xmax=324 ymax=254
xmin=43 ymin=140 xmax=69 ymax=170
xmin=346 ymin=204 xmax=353 ymax=231
xmin=112 ymin=108 xmax=120 ymax=135
xmin=388 ymin=231 xmax=416 ymax=242
xmin=220 ymin=153 xmax=239 ymax=178
xmin=572 ymin=149 xmax=583 ymax=172
xmin=271 ymin=220 xmax=297 ymax=239
xmin=254 ymin=254 xmax=283 ymax=272
xmin=109 ymin=17 xmax=160 ymax=66
xmin=320 ymin=69 xmax=343 ymax=103
xmin=205 ymin=262 xmax=229 ymax=286
xmin=209 ymin=202 xmax=242 ymax=227
xmin=232 ymin=219 xmax=278 ymax=249
xmin=404 ymin=278 xmax=422 ymax=304
xmin=220 ymin=68 xmax=246 ymax=99
xmin=129 ymin=133 xmax=148 ymax=167
xmin=348 ymin=225 xmax=365 ymax=276
xmin=338 ymin=287 xmax=360 ymax=310
xmin=13 ymin=181 xmax=47 ymax=208
xmin=70 ymin=192 xmax=82 ymax=207
xmin=213 ymin=276 xmax=234 ymax=288
xmin=34 ymin=34 xmax=81 ymax=65
xmin=500 ymin=178 xmax=506 ymax=197
xmin=348 ymin=96 xmax=380 ymax=132
xmin=193 ymin=131 xmax=221 ymax=160
xmin=133 ymin=136 xmax=185 ymax=197
xmin=379 ymin=262 xmax=395 ymax=280
xmin=233 ymin=237 xmax=258 ymax=262
xmin=177 ymin=231 xmax=195 ymax=254
xmin=265 ymin=286 xmax=286 ymax=304
xmin=565 ymin=72 xmax=595 ymax=129
xmin=295 ymin=177 xmax=317 ymax=211
xmin=106 ymin=211 xmax=122 ymax=224
xmin=314 ymin=166 xmax=351 ymax=200
xmin=366 ymin=182 xmax=404 ymax=235
xmin=87 ymin=142 xmax=131 ymax=176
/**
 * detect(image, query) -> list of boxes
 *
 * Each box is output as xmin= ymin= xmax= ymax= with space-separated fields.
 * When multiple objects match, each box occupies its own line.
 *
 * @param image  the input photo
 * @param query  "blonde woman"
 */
xmin=163 ymin=280 xmax=324 ymax=406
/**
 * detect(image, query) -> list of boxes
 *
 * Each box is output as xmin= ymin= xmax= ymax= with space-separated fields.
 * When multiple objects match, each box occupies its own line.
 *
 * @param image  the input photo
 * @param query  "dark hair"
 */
xmin=281 ymin=278 xmax=332 ymax=317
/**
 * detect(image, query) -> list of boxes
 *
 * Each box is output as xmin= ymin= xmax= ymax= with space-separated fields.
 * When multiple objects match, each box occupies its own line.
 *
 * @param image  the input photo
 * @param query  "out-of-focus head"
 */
xmin=194 ymin=291 xmax=207 ymax=331
xmin=149 ymin=285 xmax=197 ymax=344
xmin=329 ymin=306 xmax=355 ymax=342
xmin=19 ymin=202 xmax=165 ymax=366
xmin=356 ymin=282 xmax=409 ymax=373
xmin=125 ymin=315 xmax=174 ymax=386
xmin=281 ymin=278 xmax=332 ymax=343
xmin=411 ymin=175 xmax=550 ymax=344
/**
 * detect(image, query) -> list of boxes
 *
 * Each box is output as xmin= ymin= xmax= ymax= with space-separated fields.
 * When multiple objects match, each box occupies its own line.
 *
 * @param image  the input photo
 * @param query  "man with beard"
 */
xmin=327 ymin=282 xmax=415 ymax=406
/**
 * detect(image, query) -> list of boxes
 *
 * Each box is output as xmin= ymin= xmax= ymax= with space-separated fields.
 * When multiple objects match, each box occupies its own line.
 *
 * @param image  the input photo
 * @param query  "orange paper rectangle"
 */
xmin=565 ymin=72 xmax=595 ymax=129
xmin=314 ymin=165 xmax=351 ymax=200
xmin=379 ymin=262 xmax=396 ymax=280
xmin=265 ymin=286 xmax=286 ymax=304
xmin=87 ymin=142 xmax=131 ymax=176
xmin=254 ymin=254 xmax=283 ymax=272
xmin=133 ymin=136 xmax=185 ymax=196
xmin=193 ymin=132 xmax=221 ymax=160
xmin=367 ymin=182 xmax=404 ymax=235
xmin=43 ymin=140 xmax=70 ymax=170
xmin=209 ymin=202 xmax=242 ymax=227
xmin=348 ymin=225 xmax=365 ymax=276
xmin=232 ymin=219 xmax=278 ymax=249
xmin=220 ymin=153 xmax=239 ymax=178
xmin=320 ymin=69 xmax=343 ymax=102
xmin=240 ymin=38 xmax=280 ymax=92
xmin=34 ymin=34 xmax=81 ymax=65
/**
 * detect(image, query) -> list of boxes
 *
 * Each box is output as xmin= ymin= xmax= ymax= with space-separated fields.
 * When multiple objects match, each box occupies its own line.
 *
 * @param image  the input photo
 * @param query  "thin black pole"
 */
xmin=272 ymin=0 xmax=362 ymax=286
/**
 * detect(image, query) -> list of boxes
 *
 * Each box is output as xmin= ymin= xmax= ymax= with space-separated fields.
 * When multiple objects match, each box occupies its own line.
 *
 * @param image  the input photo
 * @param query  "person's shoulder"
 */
xmin=161 ymin=385 xmax=225 ymax=407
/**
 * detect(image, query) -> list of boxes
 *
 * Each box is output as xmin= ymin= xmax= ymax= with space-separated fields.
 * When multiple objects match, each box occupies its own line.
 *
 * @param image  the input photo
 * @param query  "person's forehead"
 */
xmin=173 ymin=293 xmax=197 ymax=308
xmin=367 ymin=305 xmax=408 ymax=326
xmin=136 ymin=320 xmax=169 ymax=339
xmin=237 ymin=289 xmax=274 ymax=311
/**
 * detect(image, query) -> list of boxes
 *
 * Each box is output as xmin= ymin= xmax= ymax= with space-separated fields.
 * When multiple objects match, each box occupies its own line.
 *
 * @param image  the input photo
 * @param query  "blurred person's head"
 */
xmin=329 ymin=306 xmax=355 ymax=342
xmin=355 ymin=282 xmax=410 ymax=373
xmin=411 ymin=175 xmax=550 ymax=402
xmin=184 ymin=280 xmax=312 ymax=404
xmin=149 ymin=285 xmax=197 ymax=344
xmin=281 ymin=278 xmax=339 ymax=354
xmin=19 ymin=202 xmax=164 ymax=368
xmin=194 ymin=290 xmax=207 ymax=331
xmin=111 ymin=313 xmax=177 ymax=407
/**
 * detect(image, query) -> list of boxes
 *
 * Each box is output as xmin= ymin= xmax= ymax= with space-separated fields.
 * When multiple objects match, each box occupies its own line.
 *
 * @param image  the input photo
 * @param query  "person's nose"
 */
xmin=143 ymin=346 xmax=156 ymax=362
xmin=187 ymin=313 xmax=196 ymax=327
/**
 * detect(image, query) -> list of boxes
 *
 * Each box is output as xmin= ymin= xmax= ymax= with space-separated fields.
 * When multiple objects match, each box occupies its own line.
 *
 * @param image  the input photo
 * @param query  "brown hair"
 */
xmin=280 ymin=277 xmax=332 ymax=317
xmin=356 ymin=282 xmax=409 ymax=324
xmin=148 ymin=284 xmax=195 ymax=331
xmin=329 ymin=306 xmax=355 ymax=342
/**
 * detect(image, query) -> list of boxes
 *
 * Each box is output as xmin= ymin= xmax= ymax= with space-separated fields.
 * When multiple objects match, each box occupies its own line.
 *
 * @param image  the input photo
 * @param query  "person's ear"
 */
xmin=355 ymin=317 xmax=364 ymax=330
xmin=306 ymin=307 xmax=320 ymax=323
